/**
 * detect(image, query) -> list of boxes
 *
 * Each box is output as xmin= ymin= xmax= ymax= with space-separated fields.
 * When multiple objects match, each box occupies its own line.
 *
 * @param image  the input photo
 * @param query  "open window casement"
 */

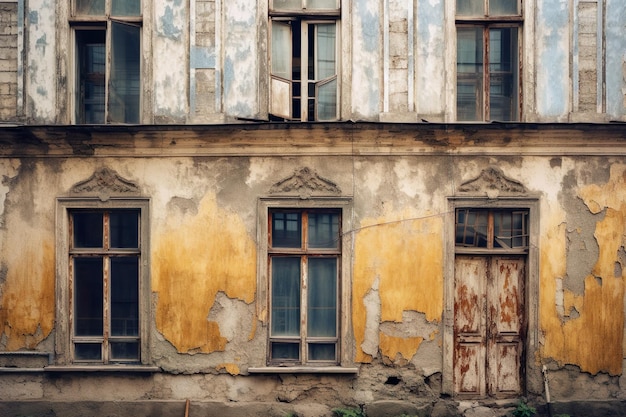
xmin=270 ymin=19 xmax=338 ymax=121
xmin=271 ymin=21 xmax=293 ymax=120
xmin=108 ymin=21 xmax=140 ymax=123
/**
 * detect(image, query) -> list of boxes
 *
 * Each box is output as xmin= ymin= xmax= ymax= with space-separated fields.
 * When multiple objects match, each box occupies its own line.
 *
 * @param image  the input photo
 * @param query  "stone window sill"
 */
xmin=247 ymin=366 xmax=358 ymax=374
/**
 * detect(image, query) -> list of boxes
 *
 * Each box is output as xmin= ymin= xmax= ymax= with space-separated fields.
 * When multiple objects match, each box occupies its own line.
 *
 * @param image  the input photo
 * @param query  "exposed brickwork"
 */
xmin=577 ymin=2 xmax=598 ymax=112
xmin=0 ymin=3 xmax=18 ymax=121
xmin=193 ymin=0 xmax=217 ymax=121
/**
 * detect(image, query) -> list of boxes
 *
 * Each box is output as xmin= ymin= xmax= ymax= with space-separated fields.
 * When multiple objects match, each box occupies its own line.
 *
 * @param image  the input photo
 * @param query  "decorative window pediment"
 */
xmin=458 ymin=167 xmax=526 ymax=197
xmin=270 ymin=167 xmax=341 ymax=198
xmin=71 ymin=167 xmax=140 ymax=201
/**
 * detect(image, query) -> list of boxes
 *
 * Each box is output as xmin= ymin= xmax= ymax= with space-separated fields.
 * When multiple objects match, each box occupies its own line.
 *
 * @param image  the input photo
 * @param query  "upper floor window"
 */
xmin=269 ymin=0 xmax=340 ymax=121
xmin=268 ymin=208 xmax=341 ymax=365
xmin=71 ymin=0 xmax=142 ymax=124
xmin=456 ymin=0 xmax=522 ymax=121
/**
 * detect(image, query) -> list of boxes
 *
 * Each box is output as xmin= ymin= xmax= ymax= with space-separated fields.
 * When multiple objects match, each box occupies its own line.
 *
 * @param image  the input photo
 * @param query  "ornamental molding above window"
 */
xmin=458 ymin=166 xmax=526 ymax=197
xmin=71 ymin=167 xmax=140 ymax=201
xmin=270 ymin=167 xmax=341 ymax=198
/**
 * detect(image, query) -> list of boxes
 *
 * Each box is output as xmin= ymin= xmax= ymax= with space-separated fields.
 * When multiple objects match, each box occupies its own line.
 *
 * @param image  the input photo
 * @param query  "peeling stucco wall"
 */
xmin=0 ymin=160 xmax=56 ymax=351
xmin=154 ymin=0 xmax=189 ymax=122
xmin=541 ymin=163 xmax=626 ymax=376
xmin=152 ymin=192 xmax=256 ymax=355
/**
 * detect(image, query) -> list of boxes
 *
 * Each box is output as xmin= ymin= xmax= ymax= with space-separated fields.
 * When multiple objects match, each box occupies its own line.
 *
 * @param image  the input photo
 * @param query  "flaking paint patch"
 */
xmin=379 ymin=332 xmax=423 ymax=363
xmin=353 ymin=209 xmax=443 ymax=362
xmin=541 ymin=164 xmax=626 ymax=375
xmin=217 ymin=363 xmax=240 ymax=375
xmin=152 ymin=193 xmax=256 ymax=353
xmin=0 ymin=236 xmax=54 ymax=350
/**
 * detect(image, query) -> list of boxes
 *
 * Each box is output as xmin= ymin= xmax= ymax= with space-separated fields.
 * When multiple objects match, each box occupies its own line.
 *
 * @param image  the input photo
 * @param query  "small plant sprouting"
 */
xmin=332 ymin=407 xmax=365 ymax=417
xmin=512 ymin=400 xmax=537 ymax=417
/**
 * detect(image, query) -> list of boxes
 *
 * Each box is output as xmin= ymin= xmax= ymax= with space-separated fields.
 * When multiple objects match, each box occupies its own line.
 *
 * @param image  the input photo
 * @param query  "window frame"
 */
xmin=268 ymin=208 xmax=341 ymax=365
xmin=269 ymin=6 xmax=341 ymax=122
xmin=256 ymin=197 xmax=353 ymax=370
xmin=55 ymin=197 xmax=151 ymax=367
xmin=443 ymin=196 xmax=540 ymax=395
xmin=455 ymin=1 xmax=523 ymax=122
xmin=69 ymin=0 xmax=143 ymax=124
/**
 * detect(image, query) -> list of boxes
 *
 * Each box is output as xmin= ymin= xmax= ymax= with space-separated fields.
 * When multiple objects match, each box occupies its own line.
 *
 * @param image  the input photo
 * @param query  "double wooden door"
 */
xmin=453 ymin=256 xmax=525 ymax=397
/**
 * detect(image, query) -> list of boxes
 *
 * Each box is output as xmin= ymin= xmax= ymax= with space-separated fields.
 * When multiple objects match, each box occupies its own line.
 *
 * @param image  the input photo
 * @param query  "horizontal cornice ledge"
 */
xmin=1 ymin=122 xmax=625 ymax=158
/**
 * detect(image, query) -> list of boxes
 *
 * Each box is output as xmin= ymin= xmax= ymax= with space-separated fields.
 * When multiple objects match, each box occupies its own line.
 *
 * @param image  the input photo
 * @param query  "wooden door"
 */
xmin=453 ymin=256 xmax=525 ymax=397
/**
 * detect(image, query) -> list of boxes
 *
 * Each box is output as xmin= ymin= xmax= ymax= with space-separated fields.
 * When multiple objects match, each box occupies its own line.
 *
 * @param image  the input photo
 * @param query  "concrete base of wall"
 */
xmin=1 ymin=399 xmax=625 ymax=417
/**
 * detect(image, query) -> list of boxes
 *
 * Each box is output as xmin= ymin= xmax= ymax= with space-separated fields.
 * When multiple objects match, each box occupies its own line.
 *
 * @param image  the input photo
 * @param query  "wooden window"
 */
xmin=268 ymin=209 xmax=341 ymax=365
xmin=71 ymin=0 xmax=142 ymax=124
xmin=456 ymin=0 xmax=521 ymax=121
xmin=269 ymin=1 xmax=339 ymax=121
xmin=69 ymin=209 xmax=142 ymax=363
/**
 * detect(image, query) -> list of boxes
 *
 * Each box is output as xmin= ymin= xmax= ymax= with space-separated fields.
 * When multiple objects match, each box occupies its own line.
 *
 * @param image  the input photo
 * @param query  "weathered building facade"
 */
xmin=0 ymin=1 xmax=626 ymax=416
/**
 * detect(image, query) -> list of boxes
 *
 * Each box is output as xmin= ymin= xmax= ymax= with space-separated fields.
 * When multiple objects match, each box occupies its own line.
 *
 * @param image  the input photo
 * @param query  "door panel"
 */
xmin=454 ymin=256 xmax=525 ymax=398
xmin=454 ymin=257 xmax=487 ymax=396
xmin=487 ymin=257 xmax=524 ymax=396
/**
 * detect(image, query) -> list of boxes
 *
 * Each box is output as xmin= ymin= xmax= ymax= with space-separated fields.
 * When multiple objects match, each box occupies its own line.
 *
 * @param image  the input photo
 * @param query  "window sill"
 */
xmin=247 ymin=366 xmax=358 ymax=375
xmin=43 ymin=365 xmax=161 ymax=373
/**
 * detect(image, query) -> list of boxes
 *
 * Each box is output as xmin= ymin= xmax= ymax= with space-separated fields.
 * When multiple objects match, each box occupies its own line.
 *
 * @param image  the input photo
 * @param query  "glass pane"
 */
xmin=76 ymin=30 xmax=106 ymax=124
xmin=271 ymin=342 xmax=299 ymax=360
xmin=74 ymin=343 xmax=102 ymax=361
xmin=111 ymin=257 xmax=139 ymax=337
xmin=272 ymin=22 xmax=292 ymax=80
xmin=75 ymin=0 xmax=105 ymax=15
xmin=272 ymin=0 xmax=301 ymax=10
xmin=73 ymin=212 xmax=103 ymax=248
xmin=271 ymin=257 xmax=301 ymax=336
xmin=455 ymin=209 xmax=489 ymax=247
xmin=456 ymin=0 xmax=483 ymax=16
xmin=74 ymin=257 xmax=103 ymax=336
xmin=110 ymin=210 xmax=139 ymax=248
xmin=457 ymin=27 xmax=484 ymax=121
xmin=315 ymin=24 xmax=336 ymax=80
xmin=112 ymin=0 xmax=141 ymax=16
xmin=272 ymin=212 xmax=302 ymax=248
xmin=308 ymin=343 xmax=336 ymax=361
xmin=489 ymin=0 xmax=519 ymax=15
xmin=109 ymin=22 xmax=141 ymax=124
xmin=110 ymin=342 xmax=140 ymax=360
xmin=308 ymin=212 xmax=339 ymax=248
xmin=489 ymin=28 xmax=518 ymax=121
xmin=316 ymin=78 xmax=337 ymax=121
xmin=308 ymin=0 xmax=339 ymax=9
xmin=308 ymin=258 xmax=337 ymax=337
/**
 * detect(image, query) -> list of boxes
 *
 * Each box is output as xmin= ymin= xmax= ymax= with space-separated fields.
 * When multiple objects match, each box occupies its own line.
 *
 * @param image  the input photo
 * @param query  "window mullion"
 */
xmin=103 ymin=212 xmax=110 ymax=363
xmin=103 ymin=255 xmax=110 ymax=364
xmin=300 ymin=21 xmax=309 ymax=121
xmin=105 ymin=20 xmax=112 ymax=123
xmin=483 ymin=26 xmax=490 ymax=121
xmin=301 ymin=255 xmax=308 ymax=363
